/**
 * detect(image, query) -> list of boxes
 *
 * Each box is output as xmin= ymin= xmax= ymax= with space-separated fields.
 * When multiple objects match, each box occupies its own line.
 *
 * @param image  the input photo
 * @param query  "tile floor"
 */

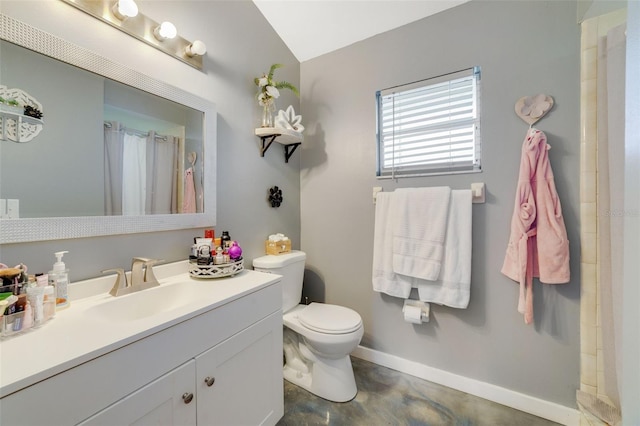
xmin=277 ymin=357 xmax=561 ymax=426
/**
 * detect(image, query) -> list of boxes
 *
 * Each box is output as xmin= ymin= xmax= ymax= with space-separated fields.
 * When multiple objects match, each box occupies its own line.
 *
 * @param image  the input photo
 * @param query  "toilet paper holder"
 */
xmin=402 ymin=300 xmax=430 ymax=323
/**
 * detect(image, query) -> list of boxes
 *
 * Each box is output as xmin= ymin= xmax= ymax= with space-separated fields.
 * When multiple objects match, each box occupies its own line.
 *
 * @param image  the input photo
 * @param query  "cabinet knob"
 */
xmin=182 ymin=392 xmax=194 ymax=404
xmin=204 ymin=376 xmax=216 ymax=387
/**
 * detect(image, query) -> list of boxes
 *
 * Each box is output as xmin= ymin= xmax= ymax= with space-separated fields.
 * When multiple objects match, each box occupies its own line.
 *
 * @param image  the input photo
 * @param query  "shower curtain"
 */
xmin=122 ymin=132 xmax=147 ymax=215
xmin=578 ymin=22 xmax=626 ymax=425
xmin=104 ymin=121 xmax=180 ymax=215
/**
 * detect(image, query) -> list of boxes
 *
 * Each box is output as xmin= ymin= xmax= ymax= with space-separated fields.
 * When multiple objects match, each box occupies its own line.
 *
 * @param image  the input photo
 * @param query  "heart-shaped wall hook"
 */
xmin=515 ymin=94 xmax=554 ymax=126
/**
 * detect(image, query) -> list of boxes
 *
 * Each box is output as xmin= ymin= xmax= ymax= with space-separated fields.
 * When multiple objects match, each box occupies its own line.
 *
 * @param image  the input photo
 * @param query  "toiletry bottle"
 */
xmin=12 ymin=294 xmax=26 ymax=331
xmin=221 ymin=231 xmax=231 ymax=250
xmin=22 ymin=301 xmax=33 ymax=330
xmin=43 ymin=286 xmax=56 ymax=320
xmin=48 ymin=251 xmax=70 ymax=309
xmin=215 ymin=247 xmax=224 ymax=265
xmin=229 ymin=241 xmax=243 ymax=260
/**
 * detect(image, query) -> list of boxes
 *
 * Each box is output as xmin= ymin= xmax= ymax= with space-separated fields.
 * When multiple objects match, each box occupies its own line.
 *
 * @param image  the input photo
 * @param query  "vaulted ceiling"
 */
xmin=252 ymin=0 xmax=470 ymax=62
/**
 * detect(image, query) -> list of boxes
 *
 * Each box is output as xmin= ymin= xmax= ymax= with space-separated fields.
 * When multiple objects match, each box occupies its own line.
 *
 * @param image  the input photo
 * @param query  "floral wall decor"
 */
xmin=268 ymin=185 xmax=283 ymax=208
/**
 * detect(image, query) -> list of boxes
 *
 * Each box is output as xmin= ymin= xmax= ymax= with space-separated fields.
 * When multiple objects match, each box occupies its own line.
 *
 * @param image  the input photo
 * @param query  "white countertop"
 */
xmin=0 ymin=261 xmax=280 ymax=398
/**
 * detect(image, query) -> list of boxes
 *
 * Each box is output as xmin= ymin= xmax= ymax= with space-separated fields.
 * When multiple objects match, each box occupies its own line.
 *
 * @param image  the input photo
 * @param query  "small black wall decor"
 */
xmin=268 ymin=186 xmax=283 ymax=208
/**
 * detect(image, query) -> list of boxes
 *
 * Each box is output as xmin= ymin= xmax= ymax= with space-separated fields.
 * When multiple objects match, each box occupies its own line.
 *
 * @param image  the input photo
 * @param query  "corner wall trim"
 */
xmin=352 ymin=346 xmax=580 ymax=426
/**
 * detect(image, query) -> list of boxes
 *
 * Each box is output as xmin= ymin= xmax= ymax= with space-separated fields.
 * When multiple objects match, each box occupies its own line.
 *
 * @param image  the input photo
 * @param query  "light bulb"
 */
xmin=112 ymin=0 xmax=138 ymax=20
xmin=185 ymin=40 xmax=207 ymax=57
xmin=153 ymin=21 xmax=177 ymax=41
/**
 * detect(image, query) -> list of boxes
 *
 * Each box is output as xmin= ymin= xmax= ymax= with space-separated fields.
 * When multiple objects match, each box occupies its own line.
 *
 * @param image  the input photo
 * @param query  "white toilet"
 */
xmin=253 ymin=250 xmax=364 ymax=402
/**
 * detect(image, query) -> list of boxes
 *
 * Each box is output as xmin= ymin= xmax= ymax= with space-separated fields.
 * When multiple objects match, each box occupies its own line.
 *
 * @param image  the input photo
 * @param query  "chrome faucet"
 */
xmin=102 ymin=258 xmax=162 ymax=297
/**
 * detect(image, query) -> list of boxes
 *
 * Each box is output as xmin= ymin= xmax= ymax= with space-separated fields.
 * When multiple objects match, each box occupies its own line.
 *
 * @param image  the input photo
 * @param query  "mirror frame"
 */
xmin=0 ymin=14 xmax=216 ymax=244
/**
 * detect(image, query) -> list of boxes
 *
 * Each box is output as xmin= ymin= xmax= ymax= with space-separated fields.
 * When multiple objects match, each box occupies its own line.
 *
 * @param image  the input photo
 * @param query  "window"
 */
xmin=376 ymin=67 xmax=481 ymax=178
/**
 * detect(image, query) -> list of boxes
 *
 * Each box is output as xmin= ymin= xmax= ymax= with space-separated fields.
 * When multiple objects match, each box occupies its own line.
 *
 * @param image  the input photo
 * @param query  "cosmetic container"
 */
xmin=1 ymin=285 xmax=56 ymax=337
xmin=2 ymin=294 xmax=30 ymax=336
xmin=26 ymin=285 xmax=45 ymax=324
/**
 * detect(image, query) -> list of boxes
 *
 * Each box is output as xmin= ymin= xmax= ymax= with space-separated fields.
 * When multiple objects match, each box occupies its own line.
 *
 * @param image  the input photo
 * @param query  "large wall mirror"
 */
xmin=0 ymin=14 xmax=216 ymax=243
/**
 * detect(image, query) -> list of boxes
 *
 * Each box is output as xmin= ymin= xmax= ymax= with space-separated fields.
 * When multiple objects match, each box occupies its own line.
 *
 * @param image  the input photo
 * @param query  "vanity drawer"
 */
xmin=0 ymin=281 xmax=281 ymax=425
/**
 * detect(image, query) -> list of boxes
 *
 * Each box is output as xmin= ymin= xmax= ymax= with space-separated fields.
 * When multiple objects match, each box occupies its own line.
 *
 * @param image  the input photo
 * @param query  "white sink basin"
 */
xmin=0 ymin=265 xmax=280 ymax=400
xmin=88 ymin=282 xmax=202 ymax=322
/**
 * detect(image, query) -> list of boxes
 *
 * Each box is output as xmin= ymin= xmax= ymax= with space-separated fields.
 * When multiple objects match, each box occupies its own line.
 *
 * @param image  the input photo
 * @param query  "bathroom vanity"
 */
xmin=0 ymin=262 xmax=284 ymax=425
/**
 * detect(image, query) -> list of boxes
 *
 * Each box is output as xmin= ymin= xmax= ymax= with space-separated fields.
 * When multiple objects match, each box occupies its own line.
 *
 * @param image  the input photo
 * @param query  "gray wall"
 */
xmin=300 ymin=0 xmax=580 ymax=408
xmin=0 ymin=1 xmax=300 ymax=280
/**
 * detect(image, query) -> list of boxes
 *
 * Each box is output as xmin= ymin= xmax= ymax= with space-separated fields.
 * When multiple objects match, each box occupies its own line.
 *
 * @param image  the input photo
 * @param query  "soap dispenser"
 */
xmin=48 ymin=251 xmax=70 ymax=309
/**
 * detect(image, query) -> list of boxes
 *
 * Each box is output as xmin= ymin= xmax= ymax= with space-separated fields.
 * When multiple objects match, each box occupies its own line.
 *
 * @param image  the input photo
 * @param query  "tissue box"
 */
xmin=265 ymin=239 xmax=291 ymax=255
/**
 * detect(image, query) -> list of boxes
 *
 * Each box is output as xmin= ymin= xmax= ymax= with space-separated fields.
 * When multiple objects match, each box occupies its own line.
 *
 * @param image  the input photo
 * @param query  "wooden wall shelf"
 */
xmin=255 ymin=127 xmax=303 ymax=163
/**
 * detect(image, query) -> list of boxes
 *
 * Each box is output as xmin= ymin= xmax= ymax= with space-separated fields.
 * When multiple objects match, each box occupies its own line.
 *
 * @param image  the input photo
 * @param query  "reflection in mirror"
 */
xmin=0 ymin=14 xmax=216 ymax=244
xmin=103 ymin=79 xmax=204 ymax=216
xmin=1 ymin=41 xmax=204 ymax=218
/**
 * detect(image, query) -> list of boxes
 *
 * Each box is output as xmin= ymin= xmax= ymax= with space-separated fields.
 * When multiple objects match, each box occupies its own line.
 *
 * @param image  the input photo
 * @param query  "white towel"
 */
xmin=372 ymin=192 xmax=412 ymax=298
xmin=372 ymin=189 xmax=473 ymax=309
xmin=392 ymin=187 xmax=451 ymax=281
xmin=415 ymin=190 xmax=472 ymax=308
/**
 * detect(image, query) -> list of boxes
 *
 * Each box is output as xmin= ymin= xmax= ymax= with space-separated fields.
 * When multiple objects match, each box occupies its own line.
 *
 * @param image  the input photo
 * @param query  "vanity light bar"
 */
xmin=59 ymin=0 xmax=205 ymax=70
xmin=153 ymin=21 xmax=177 ymax=41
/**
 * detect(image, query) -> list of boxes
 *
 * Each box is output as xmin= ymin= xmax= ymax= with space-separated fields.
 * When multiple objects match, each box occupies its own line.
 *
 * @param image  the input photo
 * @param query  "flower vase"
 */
xmin=261 ymin=103 xmax=274 ymax=128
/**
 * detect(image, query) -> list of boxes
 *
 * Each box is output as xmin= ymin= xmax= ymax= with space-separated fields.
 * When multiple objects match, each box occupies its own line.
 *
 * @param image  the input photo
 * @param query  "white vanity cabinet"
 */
xmin=196 ymin=312 xmax=283 ymax=426
xmin=80 ymin=360 xmax=198 ymax=426
xmin=81 ymin=312 xmax=283 ymax=426
xmin=0 ymin=270 xmax=283 ymax=426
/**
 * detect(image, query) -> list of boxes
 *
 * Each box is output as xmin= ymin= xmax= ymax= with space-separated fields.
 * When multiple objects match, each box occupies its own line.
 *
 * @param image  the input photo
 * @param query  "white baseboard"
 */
xmin=352 ymin=346 xmax=580 ymax=426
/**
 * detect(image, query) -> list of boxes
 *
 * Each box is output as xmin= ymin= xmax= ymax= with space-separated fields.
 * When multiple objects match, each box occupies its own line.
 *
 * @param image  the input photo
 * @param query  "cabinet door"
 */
xmin=79 ymin=360 xmax=197 ymax=426
xmin=196 ymin=311 xmax=283 ymax=426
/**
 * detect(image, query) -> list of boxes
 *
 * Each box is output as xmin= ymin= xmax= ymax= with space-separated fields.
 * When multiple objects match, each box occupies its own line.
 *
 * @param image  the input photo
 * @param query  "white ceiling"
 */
xmin=252 ymin=0 xmax=470 ymax=62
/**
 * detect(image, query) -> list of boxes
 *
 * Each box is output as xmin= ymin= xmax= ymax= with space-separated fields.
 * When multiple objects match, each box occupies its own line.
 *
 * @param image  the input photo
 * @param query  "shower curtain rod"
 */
xmin=104 ymin=121 xmax=169 ymax=141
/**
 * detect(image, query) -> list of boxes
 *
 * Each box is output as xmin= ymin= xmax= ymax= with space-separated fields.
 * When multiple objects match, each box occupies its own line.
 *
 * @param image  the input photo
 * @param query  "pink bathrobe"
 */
xmin=501 ymin=128 xmax=570 ymax=324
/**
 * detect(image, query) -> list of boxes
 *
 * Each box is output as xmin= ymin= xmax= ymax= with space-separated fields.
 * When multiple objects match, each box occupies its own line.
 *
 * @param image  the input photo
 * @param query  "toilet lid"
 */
xmin=298 ymin=303 xmax=362 ymax=334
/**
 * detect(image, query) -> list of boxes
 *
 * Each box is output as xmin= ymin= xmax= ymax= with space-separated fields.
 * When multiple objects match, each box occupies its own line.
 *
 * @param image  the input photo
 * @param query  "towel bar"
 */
xmin=373 ymin=185 xmax=485 ymax=204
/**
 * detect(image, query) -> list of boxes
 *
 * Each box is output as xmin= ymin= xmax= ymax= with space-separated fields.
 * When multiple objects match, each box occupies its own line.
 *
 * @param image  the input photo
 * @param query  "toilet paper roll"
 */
xmin=403 ymin=305 xmax=423 ymax=324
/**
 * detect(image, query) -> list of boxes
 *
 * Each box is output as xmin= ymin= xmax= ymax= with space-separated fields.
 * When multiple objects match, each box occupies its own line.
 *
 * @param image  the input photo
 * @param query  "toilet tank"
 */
xmin=253 ymin=250 xmax=306 ymax=312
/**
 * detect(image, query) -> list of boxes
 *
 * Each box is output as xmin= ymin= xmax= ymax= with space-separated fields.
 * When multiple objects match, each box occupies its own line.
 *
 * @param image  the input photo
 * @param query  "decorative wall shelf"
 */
xmin=0 ymin=109 xmax=44 ymax=143
xmin=255 ymin=127 xmax=303 ymax=163
xmin=1 ymin=85 xmax=44 ymax=143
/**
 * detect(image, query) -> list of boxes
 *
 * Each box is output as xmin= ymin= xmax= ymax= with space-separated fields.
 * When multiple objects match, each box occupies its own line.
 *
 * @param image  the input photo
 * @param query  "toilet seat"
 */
xmin=298 ymin=303 xmax=362 ymax=334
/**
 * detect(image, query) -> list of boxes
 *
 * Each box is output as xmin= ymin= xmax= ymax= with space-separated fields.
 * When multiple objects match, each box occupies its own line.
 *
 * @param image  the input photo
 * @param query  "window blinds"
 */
xmin=376 ymin=67 xmax=481 ymax=177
